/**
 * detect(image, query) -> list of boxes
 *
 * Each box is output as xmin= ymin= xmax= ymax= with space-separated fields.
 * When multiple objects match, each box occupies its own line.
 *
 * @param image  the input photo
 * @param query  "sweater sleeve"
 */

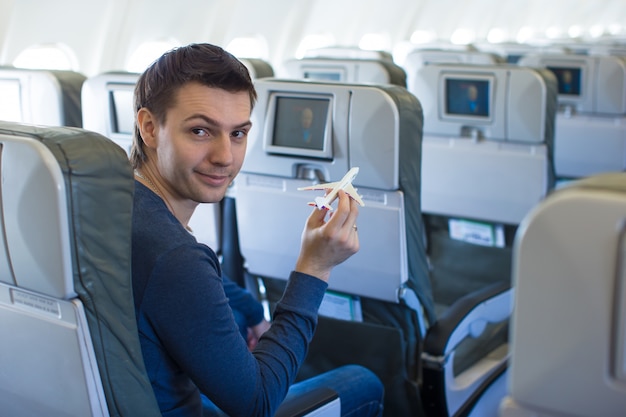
xmin=222 ymin=273 xmax=265 ymax=327
xmin=142 ymin=243 xmax=327 ymax=416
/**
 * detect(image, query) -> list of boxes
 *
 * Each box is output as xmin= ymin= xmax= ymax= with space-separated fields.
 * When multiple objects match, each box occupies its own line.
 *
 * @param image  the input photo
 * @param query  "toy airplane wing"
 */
xmin=297 ymin=167 xmax=364 ymax=210
xmin=297 ymin=181 xmax=364 ymax=210
xmin=297 ymin=181 xmax=341 ymax=192
xmin=342 ymin=183 xmax=365 ymax=206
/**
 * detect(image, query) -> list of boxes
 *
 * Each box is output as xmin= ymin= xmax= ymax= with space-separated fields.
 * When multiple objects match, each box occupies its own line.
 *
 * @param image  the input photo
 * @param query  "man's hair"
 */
xmin=130 ymin=43 xmax=257 ymax=168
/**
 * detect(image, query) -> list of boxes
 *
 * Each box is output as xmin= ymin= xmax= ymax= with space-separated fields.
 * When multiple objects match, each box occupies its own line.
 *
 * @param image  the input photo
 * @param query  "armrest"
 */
xmin=424 ymin=281 xmax=512 ymax=357
xmin=421 ymin=282 xmax=512 ymax=417
xmin=275 ymin=387 xmax=340 ymax=417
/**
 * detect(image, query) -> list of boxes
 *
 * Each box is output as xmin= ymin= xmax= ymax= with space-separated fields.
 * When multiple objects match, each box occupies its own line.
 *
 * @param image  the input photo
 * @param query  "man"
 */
xmin=129 ymin=43 xmax=383 ymax=416
xmin=300 ymin=107 xmax=314 ymax=143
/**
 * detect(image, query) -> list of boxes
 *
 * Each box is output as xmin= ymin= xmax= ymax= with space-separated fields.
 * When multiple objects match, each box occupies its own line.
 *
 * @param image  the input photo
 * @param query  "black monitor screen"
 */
xmin=548 ymin=66 xmax=582 ymax=96
xmin=271 ymin=96 xmax=331 ymax=153
xmin=109 ymin=89 xmax=135 ymax=134
xmin=445 ymin=78 xmax=490 ymax=117
xmin=0 ymin=79 xmax=22 ymax=122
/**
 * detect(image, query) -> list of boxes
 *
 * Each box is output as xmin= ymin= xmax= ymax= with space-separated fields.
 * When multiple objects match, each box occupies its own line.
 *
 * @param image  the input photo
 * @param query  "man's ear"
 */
xmin=137 ymin=108 xmax=158 ymax=149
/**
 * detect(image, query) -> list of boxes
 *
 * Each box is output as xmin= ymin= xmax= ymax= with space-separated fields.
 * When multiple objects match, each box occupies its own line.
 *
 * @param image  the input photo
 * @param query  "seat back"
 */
xmin=240 ymin=58 xmax=275 ymax=79
xmin=501 ymin=173 xmax=626 ymax=417
xmin=0 ymin=121 xmax=160 ymax=416
xmin=587 ymin=44 xmax=626 ymax=58
xmin=235 ymin=78 xmax=431 ymax=415
xmin=402 ymin=49 xmax=501 ymax=93
xmin=0 ymin=67 xmax=86 ymax=127
xmin=278 ymin=57 xmax=407 ymax=86
xmin=415 ymin=63 xmax=556 ymax=225
xmin=402 ymin=68 xmax=551 ymax=417
xmin=518 ymin=53 xmax=626 ymax=179
xmin=410 ymin=63 xmax=557 ymax=307
xmin=236 ymin=78 xmax=431 ymax=315
xmin=303 ymin=46 xmax=394 ymax=62
xmin=474 ymin=42 xmax=571 ymax=64
xmin=80 ymin=71 xmax=221 ymax=252
xmin=81 ymin=71 xmax=140 ymax=154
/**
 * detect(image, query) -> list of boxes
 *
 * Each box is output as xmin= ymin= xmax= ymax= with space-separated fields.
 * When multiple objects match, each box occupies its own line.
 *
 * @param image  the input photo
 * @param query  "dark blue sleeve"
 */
xmin=143 ymin=243 xmax=327 ymax=416
xmin=222 ymin=273 xmax=265 ymax=327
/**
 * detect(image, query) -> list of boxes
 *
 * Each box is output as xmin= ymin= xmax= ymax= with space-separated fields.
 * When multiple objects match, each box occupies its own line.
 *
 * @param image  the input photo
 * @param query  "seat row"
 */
xmin=1 ymin=49 xmax=626 ymax=416
xmin=3 ymin=47 xmax=626 ymax=183
xmin=2 ymin=119 xmax=625 ymax=417
xmin=3 ymin=59 xmax=543 ymax=416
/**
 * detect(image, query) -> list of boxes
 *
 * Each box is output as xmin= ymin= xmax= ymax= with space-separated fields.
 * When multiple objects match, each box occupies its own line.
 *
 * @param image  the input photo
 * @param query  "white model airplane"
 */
xmin=297 ymin=167 xmax=365 ymax=211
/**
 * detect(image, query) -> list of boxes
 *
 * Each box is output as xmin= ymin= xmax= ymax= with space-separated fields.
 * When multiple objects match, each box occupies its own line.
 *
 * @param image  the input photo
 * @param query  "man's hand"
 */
xmin=247 ymin=319 xmax=271 ymax=351
xmin=295 ymin=190 xmax=360 ymax=282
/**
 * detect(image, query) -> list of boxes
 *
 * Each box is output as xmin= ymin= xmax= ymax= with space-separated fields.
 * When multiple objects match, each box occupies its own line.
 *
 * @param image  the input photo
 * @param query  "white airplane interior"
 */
xmin=1 ymin=0 xmax=626 ymax=416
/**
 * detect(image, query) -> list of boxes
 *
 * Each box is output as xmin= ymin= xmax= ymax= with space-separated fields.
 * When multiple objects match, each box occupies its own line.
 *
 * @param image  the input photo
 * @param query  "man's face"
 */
xmin=301 ymin=108 xmax=314 ymax=129
xmin=152 ymin=82 xmax=252 ymax=205
xmin=467 ymin=85 xmax=478 ymax=101
xmin=562 ymin=70 xmax=572 ymax=84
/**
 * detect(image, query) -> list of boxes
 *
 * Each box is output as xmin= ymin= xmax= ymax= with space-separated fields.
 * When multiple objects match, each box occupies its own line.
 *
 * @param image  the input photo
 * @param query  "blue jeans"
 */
xmin=285 ymin=364 xmax=384 ymax=417
xmin=202 ymin=364 xmax=384 ymax=416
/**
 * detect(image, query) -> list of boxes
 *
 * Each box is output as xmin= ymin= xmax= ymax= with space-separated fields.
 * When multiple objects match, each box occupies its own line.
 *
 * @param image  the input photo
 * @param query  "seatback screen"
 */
xmin=109 ymin=88 xmax=135 ymax=134
xmin=271 ymin=96 xmax=331 ymax=153
xmin=445 ymin=78 xmax=490 ymax=118
xmin=548 ymin=66 xmax=582 ymax=96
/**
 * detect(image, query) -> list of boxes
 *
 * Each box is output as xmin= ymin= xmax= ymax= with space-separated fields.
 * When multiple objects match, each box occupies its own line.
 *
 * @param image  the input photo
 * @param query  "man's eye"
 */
xmin=232 ymin=130 xmax=246 ymax=139
xmin=192 ymin=128 xmax=208 ymax=136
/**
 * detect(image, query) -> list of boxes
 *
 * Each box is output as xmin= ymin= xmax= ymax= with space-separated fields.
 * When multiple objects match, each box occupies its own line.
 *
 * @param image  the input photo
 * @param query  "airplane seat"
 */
xmin=0 ymin=120 xmax=340 ymax=417
xmin=588 ymin=44 xmax=626 ymax=58
xmin=234 ymin=77 xmax=428 ymax=415
xmin=500 ymin=172 xmax=626 ymax=417
xmin=409 ymin=63 xmax=558 ymax=416
xmin=0 ymin=66 xmax=86 ymax=127
xmin=245 ymin=55 xmax=406 ymax=292
xmin=473 ymin=43 xmax=571 ymax=64
xmin=402 ymin=49 xmax=502 ymax=93
xmin=278 ymin=57 xmax=407 ymax=86
xmin=234 ymin=77 xmax=511 ymax=416
xmin=517 ymin=53 xmax=626 ymax=182
xmin=240 ymin=58 xmax=275 ymax=78
xmin=81 ymin=71 xmax=140 ymax=154
xmin=0 ymin=121 xmax=161 ymax=416
xmin=303 ymin=46 xmax=394 ymax=62
xmin=80 ymin=71 xmax=222 ymax=272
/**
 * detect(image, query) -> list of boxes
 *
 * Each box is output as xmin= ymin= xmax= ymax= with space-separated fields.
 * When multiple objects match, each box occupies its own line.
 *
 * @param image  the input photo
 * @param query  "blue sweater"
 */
xmin=132 ymin=182 xmax=328 ymax=416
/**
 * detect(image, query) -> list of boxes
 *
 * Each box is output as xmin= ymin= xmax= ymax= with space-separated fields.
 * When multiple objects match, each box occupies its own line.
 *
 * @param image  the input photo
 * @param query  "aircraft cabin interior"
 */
xmin=1 ymin=0 xmax=626 ymax=416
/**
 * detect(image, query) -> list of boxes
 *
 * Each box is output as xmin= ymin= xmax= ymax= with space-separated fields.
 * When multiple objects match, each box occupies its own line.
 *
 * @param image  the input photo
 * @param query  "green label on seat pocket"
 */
xmin=448 ymin=218 xmax=505 ymax=248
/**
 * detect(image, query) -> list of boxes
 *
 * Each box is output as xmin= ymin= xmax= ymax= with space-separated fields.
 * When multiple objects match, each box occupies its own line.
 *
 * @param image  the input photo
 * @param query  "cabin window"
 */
xmin=568 ymin=25 xmax=583 ymax=38
xmin=359 ymin=33 xmax=391 ymax=52
xmin=226 ymin=36 xmax=269 ymax=59
xmin=589 ymin=25 xmax=605 ymax=38
xmin=126 ymin=40 xmax=180 ymax=73
xmin=13 ymin=43 xmax=78 ymax=71
xmin=392 ymin=41 xmax=417 ymax=66
xmin=487 ymin=28 xmax=509 ymax=44
xmin=516 ymin=26 xmax=535 ymax=43
xmin=410 ymin=30 xmax=437 ymax=45
xmin=545 ymin=26 xmax=564 ymax=39
xmin=295 ymin=34 xmax=335 ymax=59
xmin=608 ymin=24 xmax=623 ymax=36
xmin=450 ymin=28 xmax=475 ymax=45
